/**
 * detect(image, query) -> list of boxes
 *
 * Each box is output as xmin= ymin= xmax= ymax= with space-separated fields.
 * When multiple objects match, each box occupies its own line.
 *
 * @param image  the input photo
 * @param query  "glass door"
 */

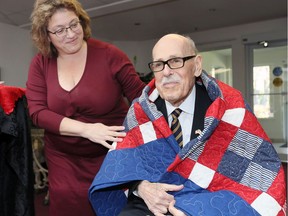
xmin=200 ymin=48 xmax=232 ymax=86
xmin=247 ymin=40 xmax=287 ymax=150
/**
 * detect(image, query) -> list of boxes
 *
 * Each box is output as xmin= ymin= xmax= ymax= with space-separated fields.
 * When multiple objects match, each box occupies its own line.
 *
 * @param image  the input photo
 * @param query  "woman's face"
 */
xmin=47 ymin=8 xmax=84 ymax=56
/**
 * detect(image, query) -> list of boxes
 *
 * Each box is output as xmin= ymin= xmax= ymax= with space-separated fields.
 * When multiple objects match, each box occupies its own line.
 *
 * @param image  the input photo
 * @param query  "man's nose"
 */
xmin=162 ymin=64 xmax=173 ymax=76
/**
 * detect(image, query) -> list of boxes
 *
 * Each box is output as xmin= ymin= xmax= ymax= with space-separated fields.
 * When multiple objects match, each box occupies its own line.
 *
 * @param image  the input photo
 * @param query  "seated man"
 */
xmin=89 ymin=34 xmax=286 ymax=216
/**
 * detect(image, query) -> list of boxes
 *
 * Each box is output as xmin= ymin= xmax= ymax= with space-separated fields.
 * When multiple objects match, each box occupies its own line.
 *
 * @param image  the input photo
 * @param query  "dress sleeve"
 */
xmin=107 ymin=45 xmax=146 ymax=102
xmin=26 ymin=54 xmax=64 ymax=134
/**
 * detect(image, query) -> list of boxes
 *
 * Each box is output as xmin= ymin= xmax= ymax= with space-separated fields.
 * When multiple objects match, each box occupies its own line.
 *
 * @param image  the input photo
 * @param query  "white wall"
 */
xmin=0 ymin=22 xmax=35 ymax=87
xmin=112 ymin=18 xmax=287 ymax=96
xmin=0 ymin=17 xmax=286 ymax=90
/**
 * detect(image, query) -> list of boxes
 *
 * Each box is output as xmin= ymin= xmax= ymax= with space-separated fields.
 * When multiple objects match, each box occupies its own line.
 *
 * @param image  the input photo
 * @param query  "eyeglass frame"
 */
xmin=148 ymin=55 xmax=197 ymax=73
xmin=47 ymin=20 xmax=81 ymax=38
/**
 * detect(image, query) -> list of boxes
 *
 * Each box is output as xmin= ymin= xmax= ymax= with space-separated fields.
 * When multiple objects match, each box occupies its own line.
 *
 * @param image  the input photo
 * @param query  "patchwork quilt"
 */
xmin=89 ymin=71 xmax=286 ymax=216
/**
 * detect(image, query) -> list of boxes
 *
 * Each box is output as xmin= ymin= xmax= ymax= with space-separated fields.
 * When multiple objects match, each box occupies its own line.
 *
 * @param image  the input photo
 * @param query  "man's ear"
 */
xmin=194 ymin=55 xmax=202 ymax=77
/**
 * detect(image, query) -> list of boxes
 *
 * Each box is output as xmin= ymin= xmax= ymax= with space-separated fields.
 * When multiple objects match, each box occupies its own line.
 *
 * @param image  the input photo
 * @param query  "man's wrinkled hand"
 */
xmin=137 ymin=180 xmax=184 ymax=215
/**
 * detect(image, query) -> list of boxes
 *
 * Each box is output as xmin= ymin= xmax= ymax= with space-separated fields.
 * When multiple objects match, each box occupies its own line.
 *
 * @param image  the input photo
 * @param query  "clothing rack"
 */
xmin=0 ymin=85 xmax=34 ymax=216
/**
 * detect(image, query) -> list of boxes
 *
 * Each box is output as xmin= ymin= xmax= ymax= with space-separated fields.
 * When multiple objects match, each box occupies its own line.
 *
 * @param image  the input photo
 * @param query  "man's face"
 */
xmin=153 ymin=36 xmax=202 ymax=107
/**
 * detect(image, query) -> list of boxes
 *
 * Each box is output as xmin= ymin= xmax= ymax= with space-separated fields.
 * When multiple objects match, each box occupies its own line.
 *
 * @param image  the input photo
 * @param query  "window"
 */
xmin=248 ymin=42 xmax=287 ymax=144
xmin=200 ymin=48 xmax=232 ymax=86
xmin=253 ymin=66 xmax=273 ymax=118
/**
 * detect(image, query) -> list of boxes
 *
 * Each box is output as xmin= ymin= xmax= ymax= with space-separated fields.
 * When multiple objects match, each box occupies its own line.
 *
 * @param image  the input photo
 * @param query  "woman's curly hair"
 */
xmin=30 ymin=0 xmax=91 ymax=57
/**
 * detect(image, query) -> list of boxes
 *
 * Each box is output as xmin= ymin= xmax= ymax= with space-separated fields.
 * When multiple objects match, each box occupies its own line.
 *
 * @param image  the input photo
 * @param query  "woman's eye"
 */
xmin=56 ymin=28 xmax=65 ymax=34
xmin=70 ymin=23 xmax=78 ymax=28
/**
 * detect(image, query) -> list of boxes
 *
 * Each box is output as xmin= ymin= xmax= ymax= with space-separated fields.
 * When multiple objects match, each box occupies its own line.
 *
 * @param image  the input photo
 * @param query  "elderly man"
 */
xmin=89 ymin=34 xmax=286 ymax=216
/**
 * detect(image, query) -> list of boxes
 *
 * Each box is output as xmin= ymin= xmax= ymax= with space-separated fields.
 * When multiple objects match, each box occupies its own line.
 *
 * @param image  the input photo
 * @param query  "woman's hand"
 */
xmin=137 ymin=180 xmax=184 ymax=215
xmin=59 ymin=118 xmax=126 ymax=149
xmin=83 ymin=123 xmax=126 ymax=149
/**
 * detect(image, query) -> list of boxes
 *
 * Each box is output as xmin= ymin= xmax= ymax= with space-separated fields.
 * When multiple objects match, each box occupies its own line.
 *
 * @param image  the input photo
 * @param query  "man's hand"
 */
xmin=154 ymin=200 xmax=186 ymax=216
xmin=167 ymin=200 xmax=186 ymax=216
xmin=137 ymin=180 xmax=184 ymax=215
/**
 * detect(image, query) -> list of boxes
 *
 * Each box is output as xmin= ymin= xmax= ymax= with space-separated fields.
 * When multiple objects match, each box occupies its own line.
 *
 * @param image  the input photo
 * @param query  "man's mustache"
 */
xmin=161 ymin=75 xmax=181 ymax=85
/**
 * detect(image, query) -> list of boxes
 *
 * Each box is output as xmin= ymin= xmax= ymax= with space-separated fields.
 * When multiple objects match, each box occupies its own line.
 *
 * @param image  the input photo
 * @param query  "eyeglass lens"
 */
xmin=149 ymin=58 xmax=184 ymax=72
xmin=49 ymin=20 xmax=81 ymax=37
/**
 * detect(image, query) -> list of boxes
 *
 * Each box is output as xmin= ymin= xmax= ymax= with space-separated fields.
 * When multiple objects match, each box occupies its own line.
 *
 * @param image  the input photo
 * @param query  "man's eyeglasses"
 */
xmin=148 ymin=55 xmax=196 ymax=73
xmin=47 ymin=20 xmax=81 ymax=38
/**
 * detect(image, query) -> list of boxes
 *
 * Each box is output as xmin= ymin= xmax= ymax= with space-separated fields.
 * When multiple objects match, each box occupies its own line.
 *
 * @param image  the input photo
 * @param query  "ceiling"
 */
xmin=0 ymin=0 xmax=286 ymax=41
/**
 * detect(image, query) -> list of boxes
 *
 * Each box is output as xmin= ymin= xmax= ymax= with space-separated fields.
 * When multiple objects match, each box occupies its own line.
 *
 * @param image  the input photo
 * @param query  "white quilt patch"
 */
xmin=251 ymin=192 xmax=281 ymax=216
xmin=188 ymin=162 xmax=215 ymax=189
xmin=221 ymin=108 xmax=245 ymax=127
xmin=139 ymin=121 xmax=157 ymax=143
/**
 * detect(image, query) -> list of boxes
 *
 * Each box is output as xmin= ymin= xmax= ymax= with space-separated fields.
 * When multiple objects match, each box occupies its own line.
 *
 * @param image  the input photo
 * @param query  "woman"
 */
xmin=26 ymin=0 xmax=145 ymax=215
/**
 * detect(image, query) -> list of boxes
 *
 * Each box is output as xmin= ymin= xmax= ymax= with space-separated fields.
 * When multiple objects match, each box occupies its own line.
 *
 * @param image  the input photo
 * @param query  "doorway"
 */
xmin=246 ymin=40 xmax=287 ymax=150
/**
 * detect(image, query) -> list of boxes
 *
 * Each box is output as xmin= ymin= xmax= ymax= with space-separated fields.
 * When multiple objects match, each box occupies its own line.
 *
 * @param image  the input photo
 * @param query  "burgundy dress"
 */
xmin=26 ymin=38 xmax=145 ymax=216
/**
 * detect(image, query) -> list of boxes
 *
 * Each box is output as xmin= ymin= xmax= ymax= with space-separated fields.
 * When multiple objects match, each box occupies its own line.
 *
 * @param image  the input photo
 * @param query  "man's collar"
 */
xmin=165 ymin=85 xmax=196 ymax=116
